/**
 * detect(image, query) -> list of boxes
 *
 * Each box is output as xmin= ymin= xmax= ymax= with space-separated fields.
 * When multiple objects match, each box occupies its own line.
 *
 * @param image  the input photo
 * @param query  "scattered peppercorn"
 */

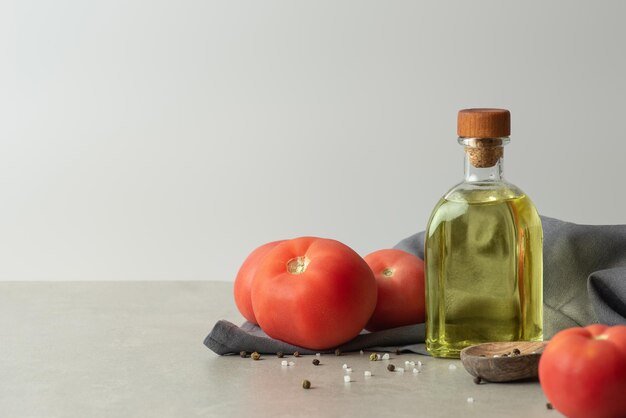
xmin=335 ymin=349 xmax=342 ymax=356
xmin=369 ymin=353 xmax=378 ymax=361
xmin=473 ymin=376 xmax=482 ymax=385
xmin=395 ymin=349 xmax=401 ymax=355
xmin=546 ymin=403 xmax=553 ymax=410
xmin=302 ymin=379 xmax=311 ymax=389
xmin=277 ymin=352 xmax=284 ymax=358
xmin=293 ymin=351 xmax=301 ymax=357
xmin=251 ymin=352 xmax=261 ymax=361
xmin=239 ymin=351 xmax=247 ymax=358
xmin=512 ymin=348 xmax=521 ymax=356
xmin=312 ymin=359 xmax=320 ymax=366
xmin=501 ymin=353 xmax=509 ymax=357
xmin=387 ymin=364 xmax=395 ymax=372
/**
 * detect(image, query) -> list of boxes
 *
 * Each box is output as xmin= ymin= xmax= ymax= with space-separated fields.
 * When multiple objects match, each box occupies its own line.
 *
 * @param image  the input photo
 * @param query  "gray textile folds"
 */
xmin=205 ymin=216 xmax=626 ymax=355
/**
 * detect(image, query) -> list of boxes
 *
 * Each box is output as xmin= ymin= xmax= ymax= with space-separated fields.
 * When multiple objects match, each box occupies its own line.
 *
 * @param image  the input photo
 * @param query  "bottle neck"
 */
xmin=464 ymin=152 xmax=504 ymax=182
xmin=458 ymin=137 xmax=509 ymax=183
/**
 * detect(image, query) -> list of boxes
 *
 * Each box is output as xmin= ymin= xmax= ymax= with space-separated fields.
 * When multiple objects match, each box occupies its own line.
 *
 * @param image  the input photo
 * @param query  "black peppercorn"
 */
xmin=293 ymin=351 xmax=301 ymax=357
xmin=312 ymin=359 xmax=320 ymax=366
xmin=277 ymin=352 xmax=284 ymax=358
xmin=335 ymin=348 xmax=342 ymax=356
xmin=512 ymin=348 xmax=521 ymax=356
xmin=473 ymin=376 xmax=482 ymax=385
xmin=546 ymin=403 xmax=553 ymax=410
xmin=239 ymin=351 xmax=247 ymax=358
xmin=302 ymin=379 xmax=311 ymax=389
xmin=387 ymin=364 xmax=395 ymax=372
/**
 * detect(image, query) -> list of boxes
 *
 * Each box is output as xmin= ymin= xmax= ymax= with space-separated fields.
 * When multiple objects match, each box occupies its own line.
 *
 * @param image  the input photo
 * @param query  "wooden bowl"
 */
xmin=460 ymin=341 xmax=548 ymax=383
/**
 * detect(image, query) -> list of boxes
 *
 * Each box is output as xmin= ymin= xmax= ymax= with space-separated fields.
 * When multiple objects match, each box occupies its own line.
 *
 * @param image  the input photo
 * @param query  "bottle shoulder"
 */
xmin=426 ymin=182 xmax=542 ymax=239
xmin=443 ymin=181 xmax=527 ymax=204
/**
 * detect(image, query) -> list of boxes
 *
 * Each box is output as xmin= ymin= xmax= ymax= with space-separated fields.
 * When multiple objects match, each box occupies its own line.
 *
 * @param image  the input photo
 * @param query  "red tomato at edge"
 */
xmin=251 ymin=237 xmax=378 ymax=350
xmin=539 ymin=324 xmax=626 ymax=418
xmin=364 ymin=249 xmax=425 ymax=332
xmin=233 ymin=240 xmax=283 ymax=324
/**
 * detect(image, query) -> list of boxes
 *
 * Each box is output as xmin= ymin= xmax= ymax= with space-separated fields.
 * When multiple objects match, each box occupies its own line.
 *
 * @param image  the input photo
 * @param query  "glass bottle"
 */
xmin=424 ymin=108 xmax=543 ymax=358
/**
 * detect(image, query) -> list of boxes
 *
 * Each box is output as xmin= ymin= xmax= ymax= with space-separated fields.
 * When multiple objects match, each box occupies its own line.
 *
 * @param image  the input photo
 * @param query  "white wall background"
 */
xmin=2 ymin=0 xmax=626 ymax=281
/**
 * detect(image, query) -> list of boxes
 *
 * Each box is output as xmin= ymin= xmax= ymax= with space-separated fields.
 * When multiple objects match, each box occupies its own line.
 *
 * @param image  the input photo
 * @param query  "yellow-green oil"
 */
xmin=425 ymin=185 xmax=543 ymax=358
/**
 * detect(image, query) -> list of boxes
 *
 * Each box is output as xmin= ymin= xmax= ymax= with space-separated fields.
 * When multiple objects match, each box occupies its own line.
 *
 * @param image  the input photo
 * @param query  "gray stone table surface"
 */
xmin=0 ymin=281 xmax=561 ymax=417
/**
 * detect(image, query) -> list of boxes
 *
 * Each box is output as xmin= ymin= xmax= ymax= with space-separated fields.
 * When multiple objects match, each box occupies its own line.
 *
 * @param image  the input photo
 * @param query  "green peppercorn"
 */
xmin=251 ymin=352 xmax=261 ymax=361
xmin=302 ymin=379 xmax=311 ymax=389
xmin=312 ymin=359 xmax=320 ymax=366
xmin=369 ymin=353 xmax=378 ymax=361
xmin=387 ymin=364 xmax=395 ymax=372
xmin=239 ymin=351 xmax=247 ymax=358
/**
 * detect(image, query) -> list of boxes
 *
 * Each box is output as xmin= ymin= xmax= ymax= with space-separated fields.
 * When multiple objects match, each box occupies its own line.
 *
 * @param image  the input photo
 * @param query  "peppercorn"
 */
xmin=277 ymin=352 xmax=284 ymax=358
xmin=312 ymin=359 xmax=320 ymax=366
xmin=512 ymin=348 xmax=521 ymax=356
xmin=239 ymin=351 xmax=247 ymax=358
xmin=394 ymin=349 xmax=401 ymax=355
xmin=302 ymin=379 xmax=311 ymax=389
xmin=473 ymin=376 xmax=482 ymax=385
xmin=546 ymin=403 xmax=553 ymax=410
xmin=293 ymin=351 xmax=301 ymax=357
xmin=335 ymin=348 xmax=342 ymax=356
xmin=251 ymin=352 xmax=261 ymax=361
xmin=387 ymin=364 xmax=395 ymax=372
xmin=369 ymin=353 xmax=377 ymax=361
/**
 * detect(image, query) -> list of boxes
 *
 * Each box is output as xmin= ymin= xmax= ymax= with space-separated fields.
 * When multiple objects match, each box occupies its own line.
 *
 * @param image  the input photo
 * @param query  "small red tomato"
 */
xmin=363 ymin=249 xmax=425 ymax=331
xmin=539 ymin=324 xmax=626 ymax=418
xmin=233 ymin=240 xmax=283 ymax=324
xmin=251 ymin=237 xmax=377 ymax=350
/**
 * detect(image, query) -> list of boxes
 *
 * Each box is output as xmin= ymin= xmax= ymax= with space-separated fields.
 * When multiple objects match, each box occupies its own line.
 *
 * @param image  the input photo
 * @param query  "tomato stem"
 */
xmin=287 ymin=256 xmax=310 ymax=275
xmin=383 ymin=268 xmax=395 ymax=277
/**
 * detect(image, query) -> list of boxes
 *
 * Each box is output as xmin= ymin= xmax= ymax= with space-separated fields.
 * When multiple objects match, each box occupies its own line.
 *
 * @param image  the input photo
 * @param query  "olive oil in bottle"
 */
xmin=424 ymin=109 xmax=543 ymax=358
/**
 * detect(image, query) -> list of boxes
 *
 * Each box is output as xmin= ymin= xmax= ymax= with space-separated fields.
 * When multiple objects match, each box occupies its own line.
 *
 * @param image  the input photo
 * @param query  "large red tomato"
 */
xmin=363 ymin=249 xmax=425 ymax=331
xmin=539 ymin=324 xmax=626 ymax=418
xmin=251 ymin=237 xmax=377 ymax=350
xmin=233 ymin=240 xmax=283 ymax=324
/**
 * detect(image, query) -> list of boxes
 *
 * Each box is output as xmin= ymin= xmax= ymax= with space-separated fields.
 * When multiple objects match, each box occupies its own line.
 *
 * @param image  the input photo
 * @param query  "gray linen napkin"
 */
xmin=204 ymin=216 xmax=626 ymax=355
xmin=204 ymin=321 xmax=428 ymax=355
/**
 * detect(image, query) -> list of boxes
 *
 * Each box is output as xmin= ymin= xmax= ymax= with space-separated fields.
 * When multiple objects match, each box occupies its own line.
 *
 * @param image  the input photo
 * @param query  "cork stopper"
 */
xmin=458 ymin=109 xmax=510 ymax=168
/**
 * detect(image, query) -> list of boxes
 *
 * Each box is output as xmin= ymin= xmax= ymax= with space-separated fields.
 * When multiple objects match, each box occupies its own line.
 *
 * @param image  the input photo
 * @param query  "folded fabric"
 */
xmin=205 ymin=320 xmax=427 ymax=355
xmin=204 ymin=216 xmax=626 ymax=356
